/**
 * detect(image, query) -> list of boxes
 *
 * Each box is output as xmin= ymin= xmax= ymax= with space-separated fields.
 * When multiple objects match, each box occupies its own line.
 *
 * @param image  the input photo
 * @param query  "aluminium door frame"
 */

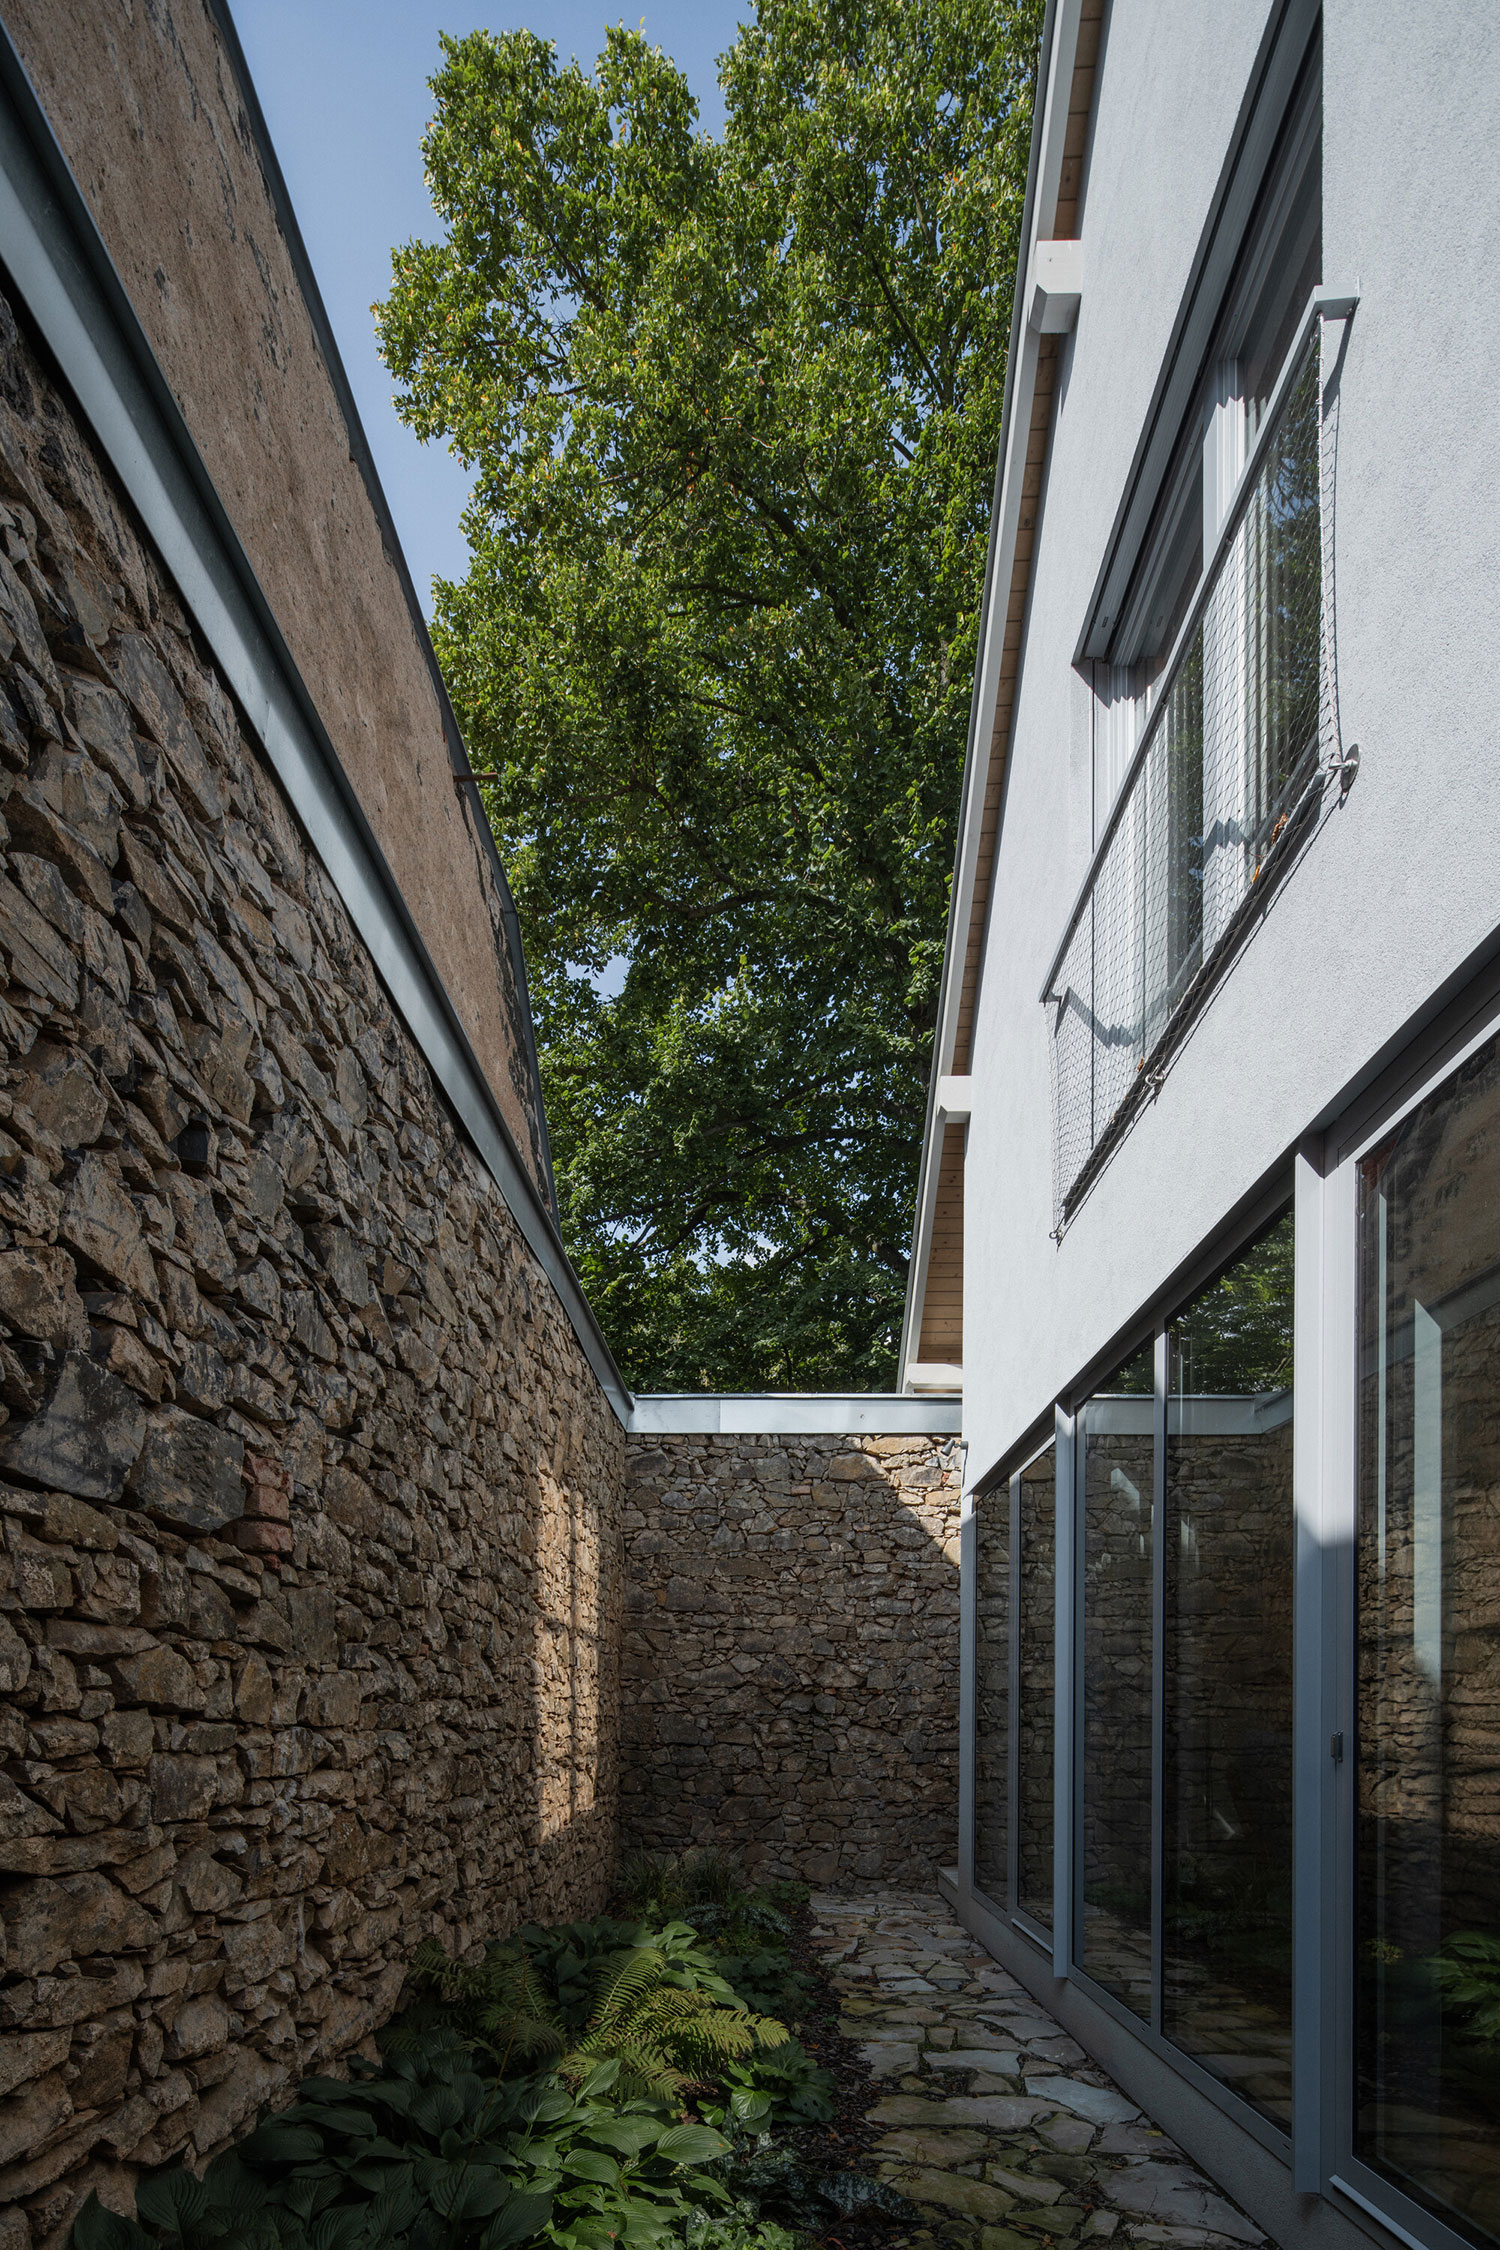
xmin=1061 ymin=1194 xmax=1299 ymax=2168
xmin=966 ymin=1427 xmax=1056 ymax=1932
xmin=1305 ymin=979 xmax=1500 ymax=2250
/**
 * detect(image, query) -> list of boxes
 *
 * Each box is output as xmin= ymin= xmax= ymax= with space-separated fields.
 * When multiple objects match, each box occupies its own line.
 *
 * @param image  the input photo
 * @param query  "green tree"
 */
xmin=376 ymin=0 xmax=1042 ymax=1388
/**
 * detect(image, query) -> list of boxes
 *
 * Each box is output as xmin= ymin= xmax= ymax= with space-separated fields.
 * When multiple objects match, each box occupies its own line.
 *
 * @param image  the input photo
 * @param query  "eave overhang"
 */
xmin=899 ymin=0 xmax=1104 ymax=1394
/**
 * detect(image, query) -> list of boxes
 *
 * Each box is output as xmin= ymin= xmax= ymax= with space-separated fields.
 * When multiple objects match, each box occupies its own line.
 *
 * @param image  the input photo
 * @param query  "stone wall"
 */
xmin=620 ymin=1433 xmax=962 ymax=1887
xmin=0 ymin=286 xmax=623 ymax=2246
xmin=3 ymin=0 xmax=551 ymax=1191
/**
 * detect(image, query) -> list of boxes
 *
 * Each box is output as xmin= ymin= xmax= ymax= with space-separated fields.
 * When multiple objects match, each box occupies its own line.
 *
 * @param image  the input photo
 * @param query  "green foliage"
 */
xmin=702 ymin=2040 xmax=836 ymax=2128
xmin=676 ymin=2203 xmax=810 ymax=2250
xmin=1171 ymin=1211 xmax=1295 ymax=1396
xmin=705 ymin=1952 xmax=817 ymax=2022
xmin=74 ymin=2034 xmax=732 ymax=2250
xmin=405 ymin=1926 xmax=789 ymax=2100
xmin=613 ymin=1858 xmax=815 ymax=2017
xmin=617 ymin=1852 xmax=755 ymax=1920
xmin=713 ymin=2142 xmax=917 ymax=2232
xmin=375 ymin=0 xmax=1043 ymax=1387
xmin=1431 ymin=1930 xmax=1500 ymax=2045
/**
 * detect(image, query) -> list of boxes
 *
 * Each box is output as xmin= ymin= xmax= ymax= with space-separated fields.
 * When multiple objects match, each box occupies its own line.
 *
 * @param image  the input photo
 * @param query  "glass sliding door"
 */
xmin=1079 ymin=1343 xmax=1156 ymax=2017
xmin=1017 ymin=1441 xmax=1058 ymax=1928
xmin=1163 ymin=1213 xmax=1295 ymax=2129
xmin=974 ymin=1478 xmax=1010 ymax=1909
xmin=1356 ymin=1035 xmax=1500 ymax=2249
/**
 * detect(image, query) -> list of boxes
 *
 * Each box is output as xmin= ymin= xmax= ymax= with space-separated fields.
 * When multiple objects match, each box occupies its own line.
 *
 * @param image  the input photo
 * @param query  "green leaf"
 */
xmin=563 ymin=2150 xmax=622 ymax=2186
xmin=581 ymin=2118 xmax=664 ymax=2157
xmin=241 ymin=2124 xmax=326 ymax=2166
xmin=135 ymin=2169 xmax=210 ymax=2236
xmin=558 ymin=2220 xmax=620 ymax=2250
xmin=653 ymin=2126 xmax=729 ymax=2166
xmin=480 ymin=2190 xmax=555 ymax=2250
xmin=290 ymin=2104 xmax=379 ymax=2140
xmin=70 ymin=2195 xmax=152 ymax=2250
xmin=435 ymin=2165 xmax=514 ymax=2220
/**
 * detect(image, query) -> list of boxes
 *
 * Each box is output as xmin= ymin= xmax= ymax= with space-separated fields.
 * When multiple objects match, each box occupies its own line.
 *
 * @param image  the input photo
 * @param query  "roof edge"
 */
xmin=899 ymin=0 xmax=1082 ymax=1388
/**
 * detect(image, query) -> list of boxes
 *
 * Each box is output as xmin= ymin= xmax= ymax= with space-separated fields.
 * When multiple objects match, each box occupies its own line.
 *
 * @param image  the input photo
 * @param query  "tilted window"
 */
xmin=1044 ymin=34 xmax=1351 ymax=1227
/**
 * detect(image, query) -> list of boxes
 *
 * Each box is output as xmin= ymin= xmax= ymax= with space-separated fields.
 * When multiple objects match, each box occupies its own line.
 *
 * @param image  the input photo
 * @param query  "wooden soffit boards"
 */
xmin=912 ymin=0 xmax=1104 ymax=1373
xmin=916 ymin=1123 xmax=966 ymax=1367
xmin=953 ymin=0 xmax=1102 ymax=1074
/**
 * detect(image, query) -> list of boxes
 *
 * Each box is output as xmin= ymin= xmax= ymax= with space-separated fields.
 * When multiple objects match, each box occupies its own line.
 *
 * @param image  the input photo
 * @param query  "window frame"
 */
xmin=1303 ymin=971 xmax=1500 ymax=2250
xmin=967 ymin=1422 xmax=1065 ymax=1963
xmin=1061 ymin=1205 xmax=1299 ymax=2164
xmin=1076 ymin=0 xmax=1323 ymax=671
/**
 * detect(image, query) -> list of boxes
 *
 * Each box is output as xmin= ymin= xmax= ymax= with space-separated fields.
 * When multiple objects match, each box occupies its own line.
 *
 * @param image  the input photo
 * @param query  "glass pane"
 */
xmin=974 ymin=1479 xmax=1010 ymax=1909
xmin=1017 ymin=1441 xmax=1057 ymax=1928
xmin=1079 ymin=1343 xmax=1156 ymax=2017
xmin=1356 ymin=1035 xmax=1500 ymax=2248
xmin=1164 ymin=1212 xmax=1295 ymax=2129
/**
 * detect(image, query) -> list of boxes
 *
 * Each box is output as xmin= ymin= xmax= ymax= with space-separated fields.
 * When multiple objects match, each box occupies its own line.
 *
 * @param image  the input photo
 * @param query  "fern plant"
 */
xmin=406 ymin=1932 xmax=790 ymax=2100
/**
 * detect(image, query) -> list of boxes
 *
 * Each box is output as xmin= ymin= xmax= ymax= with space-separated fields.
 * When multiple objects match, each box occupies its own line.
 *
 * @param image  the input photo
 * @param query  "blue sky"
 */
xmin=232 ymin=1 xmax=748 ymax=610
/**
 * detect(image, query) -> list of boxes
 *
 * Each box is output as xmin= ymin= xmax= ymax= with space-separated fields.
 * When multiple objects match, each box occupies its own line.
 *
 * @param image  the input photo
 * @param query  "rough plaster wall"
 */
xmin=620 ymin=1434 xmax=962 ymax=1887
xmin=0 ymin=0 xmax=551 ymax=1194
xmin=0 ymin=290 xmax=622 ymax=2248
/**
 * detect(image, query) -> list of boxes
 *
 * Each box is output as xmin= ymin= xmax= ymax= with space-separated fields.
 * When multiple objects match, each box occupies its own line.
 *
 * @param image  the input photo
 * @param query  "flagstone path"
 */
xmin=806 ymin=1892 xmax=1269 ymax=2250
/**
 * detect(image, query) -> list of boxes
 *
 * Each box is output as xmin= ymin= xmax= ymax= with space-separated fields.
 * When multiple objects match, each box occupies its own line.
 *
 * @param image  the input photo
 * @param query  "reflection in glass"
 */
xmin=1017 ymin=1442 xmax=1057 ymax=1928
xmin=974 ymin=1480 xmax=1010 ymax=1909
xmin=1357 ymin=1036 xmax=1500 ymax=2248
xmin=1164 ymin=1213 xmax=1294 ymax=2128
xmin=1079 ymin=1345 xmax=1155 ymax=2017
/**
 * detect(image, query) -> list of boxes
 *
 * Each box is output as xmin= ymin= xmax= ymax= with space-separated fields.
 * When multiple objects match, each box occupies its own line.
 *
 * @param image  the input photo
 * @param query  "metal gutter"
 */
xmin=0 ymin=18 xmax=631 ymax=1423
xmin=628 ymin=1393 xmax=962 ymax=1438
xmin=207 ymin=0 xmax=556 ymax=1207
xmin=897 ymin=0 xmax=1075 ymax=1388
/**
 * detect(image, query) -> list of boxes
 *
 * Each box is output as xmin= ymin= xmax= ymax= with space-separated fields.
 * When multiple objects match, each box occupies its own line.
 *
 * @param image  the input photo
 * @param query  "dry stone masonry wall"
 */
xmin=0 ymin=288 xmax=623 ymax=2246
xmin=621 ymin=1433 xmax=962 ymax=1887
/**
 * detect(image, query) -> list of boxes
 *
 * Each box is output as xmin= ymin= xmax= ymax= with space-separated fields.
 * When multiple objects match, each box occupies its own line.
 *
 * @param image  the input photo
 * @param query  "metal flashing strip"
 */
xmin=627 ymin=1394 xmax=963 ymax=1437
xmin=0 ymin=26 xmax=632 ymax=1423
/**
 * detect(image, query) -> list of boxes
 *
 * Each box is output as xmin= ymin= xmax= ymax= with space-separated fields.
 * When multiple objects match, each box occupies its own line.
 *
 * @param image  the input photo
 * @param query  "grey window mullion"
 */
xmin=957 ymin=1486 xmax=978 ymax=1899
xmin=1152 ymin=1323 xmax=1169 ymax=2040
xmin=1009 ymin=1469 xmax=1023 ymax=1916
xmin=1053 ymin=1405 xmax=1078 ymax=1976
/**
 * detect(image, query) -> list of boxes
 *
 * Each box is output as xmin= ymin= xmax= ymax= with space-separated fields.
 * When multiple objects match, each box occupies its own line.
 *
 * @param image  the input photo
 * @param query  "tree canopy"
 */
xmin=376 ymin=0 xmax=1042 ymax=1388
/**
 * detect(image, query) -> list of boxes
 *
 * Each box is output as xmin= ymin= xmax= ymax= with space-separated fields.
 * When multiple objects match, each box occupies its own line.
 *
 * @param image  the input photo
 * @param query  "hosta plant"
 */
xmin=71 ymin=2035 xmax=730 ymax=2250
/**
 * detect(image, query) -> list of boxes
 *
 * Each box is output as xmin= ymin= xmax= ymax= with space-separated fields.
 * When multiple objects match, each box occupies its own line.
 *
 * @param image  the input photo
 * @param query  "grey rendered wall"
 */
xmin=962 ymin=0 xmax=1500 ymax=1488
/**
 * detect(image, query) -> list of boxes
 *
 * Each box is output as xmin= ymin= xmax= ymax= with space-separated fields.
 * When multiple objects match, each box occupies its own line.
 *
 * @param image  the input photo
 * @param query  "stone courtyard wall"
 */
xmin=620 ymin=1432 xmax=962 ymax=1887
xmin=0 ymin=287 xmax=623 ymax=2246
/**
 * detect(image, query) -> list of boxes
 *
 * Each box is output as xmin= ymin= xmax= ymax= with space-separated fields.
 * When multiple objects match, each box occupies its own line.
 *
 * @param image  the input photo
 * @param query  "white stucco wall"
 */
xmin=962 ymin=0 xmax=1500 ymax=1489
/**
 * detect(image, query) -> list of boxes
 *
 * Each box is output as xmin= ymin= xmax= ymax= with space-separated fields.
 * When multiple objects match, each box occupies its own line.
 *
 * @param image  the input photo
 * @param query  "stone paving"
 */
xmin=807 ymin=1892 xmax=1268 ymax=2250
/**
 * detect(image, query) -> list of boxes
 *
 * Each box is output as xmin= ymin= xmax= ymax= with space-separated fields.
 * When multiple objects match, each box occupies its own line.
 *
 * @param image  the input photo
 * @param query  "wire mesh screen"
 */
xmin=1047 ymin=331 xmax=1331 ymax=1223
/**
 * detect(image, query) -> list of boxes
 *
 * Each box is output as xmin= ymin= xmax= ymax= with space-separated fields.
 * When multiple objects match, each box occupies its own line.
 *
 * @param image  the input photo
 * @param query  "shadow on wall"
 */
xmin=0 ymin=279 xmax=625 ymax=2237
xmin=619 ymin=1435 xmax=962 ymax=1888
